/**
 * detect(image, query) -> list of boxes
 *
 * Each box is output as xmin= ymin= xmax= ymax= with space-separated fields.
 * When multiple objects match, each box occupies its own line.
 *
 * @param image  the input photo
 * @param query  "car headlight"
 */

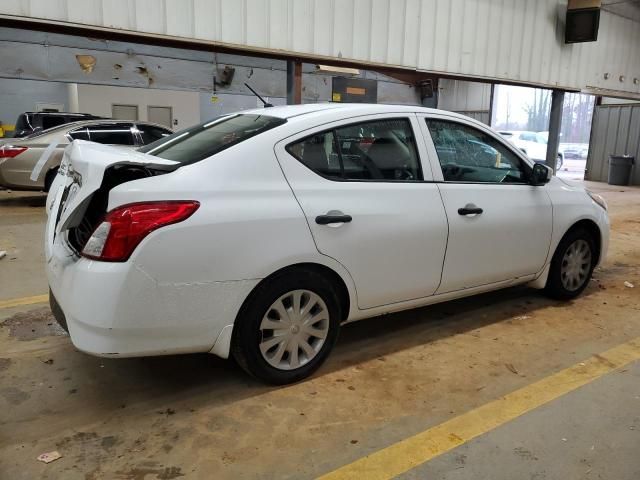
xmin=587 ymin=190 xmax=607 ymax=211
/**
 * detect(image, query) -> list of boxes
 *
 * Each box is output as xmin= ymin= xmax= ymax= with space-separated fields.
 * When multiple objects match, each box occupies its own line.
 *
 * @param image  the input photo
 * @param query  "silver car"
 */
xmin=0 ymin=120 xmax=172 ymax=191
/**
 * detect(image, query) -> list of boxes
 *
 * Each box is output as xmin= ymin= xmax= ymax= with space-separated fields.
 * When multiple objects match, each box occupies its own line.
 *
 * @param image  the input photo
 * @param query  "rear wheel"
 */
xmin=545 ymin=228 xmax=596 ymax=300
xmin=557 ymin=154 xmax=563 ymax=171
xmin=231 ymin=268 xmax=341 ymax=384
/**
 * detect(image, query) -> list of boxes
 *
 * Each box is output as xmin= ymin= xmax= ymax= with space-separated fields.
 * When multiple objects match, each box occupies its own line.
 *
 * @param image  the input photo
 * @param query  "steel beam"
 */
xmin=286 ymin=60 xmax=302 ymax=104
xmin=546 ymin=89 xmax=565 ymax=173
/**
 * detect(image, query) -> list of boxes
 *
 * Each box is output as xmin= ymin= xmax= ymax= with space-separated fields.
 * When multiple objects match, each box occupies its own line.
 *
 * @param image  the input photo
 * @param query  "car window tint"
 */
xmin=426 ymin=119 xmax=528 ymax=184
xmin=137 ymin=125 xmax=172 ymax=145
xmin=287 ymin=131 xmax=342 ymax=179
xmin=15 ymin=114 xmax=29 ymax=132
xmin=520 ymin=132 xmax=537 ymax=142
xmin=288 ymin=118 xmax=423 ymax=182
xmin=139 ymin=114 xmax=286 ymax=165
xmin=42 ymin=115 xmax=66 ymax=130
xmin=68 ymin=127 xmax=90 ymax=141
xmin=87 ymin=124 xmax=135 ymax=145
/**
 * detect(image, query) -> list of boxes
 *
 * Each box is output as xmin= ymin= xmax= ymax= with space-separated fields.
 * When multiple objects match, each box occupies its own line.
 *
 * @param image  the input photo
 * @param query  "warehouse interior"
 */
xmin=1 ymin=1 xmax=640 ymax=479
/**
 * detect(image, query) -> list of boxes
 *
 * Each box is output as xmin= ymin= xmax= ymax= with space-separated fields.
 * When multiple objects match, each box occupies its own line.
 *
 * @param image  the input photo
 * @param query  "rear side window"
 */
xmin=139 ymin=114 xmax=287 ymax=165
xmin=42 ymin=115 xmax=66 ymax=130
xmin=15 ymin=114 xmax=30 ymax=132
xmin=87 ymin=124 xmax=135 ymax=145
xmin=287 ymin=118 xmax=422 ymax=181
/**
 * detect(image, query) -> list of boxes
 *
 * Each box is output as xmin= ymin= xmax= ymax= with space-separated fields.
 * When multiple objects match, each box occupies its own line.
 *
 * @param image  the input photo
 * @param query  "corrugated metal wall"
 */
xmin=1 ymin=0 xmax=639 ymax=97
xmin=438 ymin=79 xmax=492 ymax=125
xmin=586 ymin=104 xmax=640 ymax=184
xmin=0 ymin=27 xmax=420 ymax=104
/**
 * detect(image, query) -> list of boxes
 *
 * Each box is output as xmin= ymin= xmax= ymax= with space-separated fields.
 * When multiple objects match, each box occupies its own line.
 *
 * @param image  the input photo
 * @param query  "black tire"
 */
xmin=43 ymin=167 xmax=59 ymax=193
xmin=545 ymin=227 xmax=596 ymax=300
xmin=556 ymin=154 xmax=563 ymax=171
xmin=231 ymin=268 xmax=341 ymax=384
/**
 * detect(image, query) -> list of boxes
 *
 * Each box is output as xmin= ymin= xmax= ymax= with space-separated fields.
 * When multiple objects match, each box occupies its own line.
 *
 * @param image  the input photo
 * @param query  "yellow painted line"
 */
xmin=318 ymin=338 xmax=640 ymax=480
xmin=0 ymin=294 xmax=49 ymax=309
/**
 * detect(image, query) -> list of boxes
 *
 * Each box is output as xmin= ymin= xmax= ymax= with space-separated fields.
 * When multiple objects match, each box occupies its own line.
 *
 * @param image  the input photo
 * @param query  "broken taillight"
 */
xmin=0 ymin=146 xmax=28 ymax=158
xmin=81 ymin=201 xmax=200 ymax=262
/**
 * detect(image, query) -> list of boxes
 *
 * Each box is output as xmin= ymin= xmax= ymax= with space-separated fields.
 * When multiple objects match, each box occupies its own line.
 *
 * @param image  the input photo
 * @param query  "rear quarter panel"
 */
xmin=107 ymin=131 xmax=358 ymax=305
xmin=0 ymin=132 xmax=68 ymax=189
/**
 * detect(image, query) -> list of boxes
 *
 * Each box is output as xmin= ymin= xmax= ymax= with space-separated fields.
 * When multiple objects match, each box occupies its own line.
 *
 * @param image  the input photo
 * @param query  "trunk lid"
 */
xmin=51 ymin=141 xmax=179 ymax=243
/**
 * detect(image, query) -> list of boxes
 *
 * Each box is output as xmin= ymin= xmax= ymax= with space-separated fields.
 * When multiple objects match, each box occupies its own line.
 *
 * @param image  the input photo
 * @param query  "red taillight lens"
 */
xmin=81 ymin=201 xmax=200 ymax=262
xmin=0 ymin=146 xmax=28 ymax=158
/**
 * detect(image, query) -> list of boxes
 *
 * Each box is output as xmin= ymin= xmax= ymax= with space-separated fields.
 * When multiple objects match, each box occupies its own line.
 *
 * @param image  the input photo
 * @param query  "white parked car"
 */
xmin=45 ymin=104 xmax=609 ymax=384
xmin=499 ymin=130 xmax=564 ymax=170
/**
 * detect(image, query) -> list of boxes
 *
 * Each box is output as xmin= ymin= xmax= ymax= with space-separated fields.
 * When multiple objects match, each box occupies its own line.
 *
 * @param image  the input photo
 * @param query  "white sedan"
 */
xmin=498 ymin=130 xmax=564 ymax=170
xmin=45 ymin=104 xmax=609 ymax=384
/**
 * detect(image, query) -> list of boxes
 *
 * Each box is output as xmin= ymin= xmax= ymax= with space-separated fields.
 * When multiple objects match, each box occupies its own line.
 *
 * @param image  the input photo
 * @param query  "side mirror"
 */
xmin=530 ymin=163 xmax=552 ymax=186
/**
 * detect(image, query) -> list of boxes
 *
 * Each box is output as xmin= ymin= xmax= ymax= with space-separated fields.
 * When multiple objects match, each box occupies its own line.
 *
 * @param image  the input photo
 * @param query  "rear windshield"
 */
xmin=139 ymin=114 xmax=286 ymax=165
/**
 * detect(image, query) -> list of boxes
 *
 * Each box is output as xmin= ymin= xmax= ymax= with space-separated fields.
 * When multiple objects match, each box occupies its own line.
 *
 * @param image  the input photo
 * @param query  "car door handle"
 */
xmin=315 ymin=214 xmax=353 ymax=225
xmin=458 ymin=206 xmax=483 ymax=216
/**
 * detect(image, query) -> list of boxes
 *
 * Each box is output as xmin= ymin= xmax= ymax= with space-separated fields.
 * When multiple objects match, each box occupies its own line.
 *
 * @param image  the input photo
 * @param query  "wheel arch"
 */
xmin=238 ymin=263 xmax=352 ymax=325
xmin=563 ymin=219 xmax=602 ymax=265
xmin=43 ymin=166 xmax=59 ymax=192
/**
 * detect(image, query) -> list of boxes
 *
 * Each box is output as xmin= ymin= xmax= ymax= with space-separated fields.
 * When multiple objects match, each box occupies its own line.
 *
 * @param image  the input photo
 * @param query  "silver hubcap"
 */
xmin=561 ymin=239 xmax=592 ymax=291
xmin=259 ymin=289 xmax=330 ymax=371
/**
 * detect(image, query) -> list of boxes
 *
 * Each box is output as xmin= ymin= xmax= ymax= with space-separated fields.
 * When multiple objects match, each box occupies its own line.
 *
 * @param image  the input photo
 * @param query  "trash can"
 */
xmin=608 ymin=155 xmax=634 ymax=186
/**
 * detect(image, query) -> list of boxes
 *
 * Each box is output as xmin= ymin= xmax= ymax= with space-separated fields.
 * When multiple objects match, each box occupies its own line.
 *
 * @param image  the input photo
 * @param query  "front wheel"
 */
xmin=545 ymin=228 xmax=596 ymax=300
xmin=557 ymin=155 xmax=563 ymax=171
xmin=231 ymin=269 xmax=341 ymax=384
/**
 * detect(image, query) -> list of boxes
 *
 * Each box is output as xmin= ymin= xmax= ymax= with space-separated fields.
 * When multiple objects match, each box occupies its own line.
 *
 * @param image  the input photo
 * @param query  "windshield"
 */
xmin=139 ymin=114 xmax=286 ymax=164
xmin=536 ymin=133 xmax=548 ymax=144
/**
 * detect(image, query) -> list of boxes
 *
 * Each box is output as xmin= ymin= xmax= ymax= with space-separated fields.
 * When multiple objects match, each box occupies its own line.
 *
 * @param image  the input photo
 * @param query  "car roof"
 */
xmin=239 ymin=103 xmax=458 ymax=120
xmin=60 ymin=119 xmax=170 ymax=129
xmin=10 ymin=119 xmax=172 ymax=143
xmin=21 ymin=112 xmax=99 ymax=116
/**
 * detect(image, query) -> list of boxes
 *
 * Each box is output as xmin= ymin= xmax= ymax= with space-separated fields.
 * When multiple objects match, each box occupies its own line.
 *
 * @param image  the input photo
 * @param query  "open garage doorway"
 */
xmin=492 ymin=85 xmax=595 ymax=180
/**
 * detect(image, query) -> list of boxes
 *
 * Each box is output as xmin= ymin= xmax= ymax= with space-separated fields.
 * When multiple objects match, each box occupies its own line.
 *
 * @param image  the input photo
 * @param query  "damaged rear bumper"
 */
xmin=46 ymin=237 xmax=258 ymax=358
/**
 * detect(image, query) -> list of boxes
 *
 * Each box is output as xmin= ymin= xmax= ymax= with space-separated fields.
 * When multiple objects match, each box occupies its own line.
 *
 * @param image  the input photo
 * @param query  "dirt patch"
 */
xmin=0 ymin=386 xmax=30 ymax=405
xmin=117 ymin=466 xmax=185 ymax=480
xmin=0 ymin=358 xmax=11 ymax=372
xmin=0 ymin=307 xmax=67 ymax=341
xmin=0 ymin=194 xmax=46 ymax=208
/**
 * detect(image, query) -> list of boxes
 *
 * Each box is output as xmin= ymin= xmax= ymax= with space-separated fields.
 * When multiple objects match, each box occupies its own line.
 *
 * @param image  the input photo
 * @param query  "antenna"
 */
xmin=244 ymin=83 xmax=273 ymax=107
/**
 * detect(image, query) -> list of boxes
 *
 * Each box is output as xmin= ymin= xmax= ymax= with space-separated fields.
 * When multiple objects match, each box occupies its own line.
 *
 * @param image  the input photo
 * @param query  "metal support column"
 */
xmin=546 ymin=89 xmax=565 ymax=173
xmin=488 ymin=83 xmax=496 ymax=127
xmin=67 ymin=83 xmax=79 ymax=113
xmin=286 ymin=60 xmax=302 ymax=105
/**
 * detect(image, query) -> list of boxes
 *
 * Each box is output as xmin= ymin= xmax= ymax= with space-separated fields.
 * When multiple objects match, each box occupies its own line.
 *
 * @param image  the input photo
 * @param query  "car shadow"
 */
xmin=63 ymin=284 xmax=573 ymax=415
xmin=0 ymin=192 xmax=46 ymax=207
xmin=330 ymin=285 xmax=567 ymax=371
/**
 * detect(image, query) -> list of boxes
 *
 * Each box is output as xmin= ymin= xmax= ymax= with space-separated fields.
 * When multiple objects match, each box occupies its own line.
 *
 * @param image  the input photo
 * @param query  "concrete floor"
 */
xmin=1 ymin=181 xmax=639 ymax=479
xmin=401 ymin=360 xmax=640 ymax=480
xmin=557 ymin=158 xmax=587 ymax=181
